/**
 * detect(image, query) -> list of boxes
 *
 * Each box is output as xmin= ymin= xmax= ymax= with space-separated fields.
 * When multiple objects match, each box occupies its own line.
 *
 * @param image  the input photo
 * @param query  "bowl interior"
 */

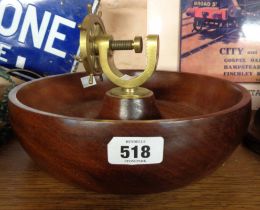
xmin=15 ymin=71 xmax=245 ymax=120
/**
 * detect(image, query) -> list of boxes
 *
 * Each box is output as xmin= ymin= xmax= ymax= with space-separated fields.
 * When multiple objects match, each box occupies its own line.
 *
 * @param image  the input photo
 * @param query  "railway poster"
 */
xmin=181 ymin=0 xmax=260 ymax=83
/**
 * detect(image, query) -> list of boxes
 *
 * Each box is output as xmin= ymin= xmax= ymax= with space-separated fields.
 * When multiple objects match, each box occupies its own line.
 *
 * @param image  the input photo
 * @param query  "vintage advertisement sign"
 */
xmin=181 ymin=0 xmax=260 ymax=83
xmin=0 ymin=0 xmax=98 ymax=77
xmin=242 ymin=83 xmax=260 ymax=110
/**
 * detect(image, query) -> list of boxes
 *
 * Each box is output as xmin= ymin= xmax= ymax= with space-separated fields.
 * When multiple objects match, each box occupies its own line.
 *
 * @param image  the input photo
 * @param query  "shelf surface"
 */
xmin=0 ymin=138 xmax=260 ymax=210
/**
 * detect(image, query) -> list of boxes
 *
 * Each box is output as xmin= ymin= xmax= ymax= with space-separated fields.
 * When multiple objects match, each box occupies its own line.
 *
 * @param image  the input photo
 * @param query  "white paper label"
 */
xmin=81 ymin=76 xmax=97 ymax=88
xmin=107 ymin=137 xmax=164 ymax=165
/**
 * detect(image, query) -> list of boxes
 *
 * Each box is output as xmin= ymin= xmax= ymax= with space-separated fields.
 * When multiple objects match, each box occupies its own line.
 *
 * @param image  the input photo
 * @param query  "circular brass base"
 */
xmin=107 ymin=87 xmax=153 ymax=99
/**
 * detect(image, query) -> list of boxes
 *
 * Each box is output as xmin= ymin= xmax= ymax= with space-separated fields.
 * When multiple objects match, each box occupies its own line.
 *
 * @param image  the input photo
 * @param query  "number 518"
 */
xmin=121 ymin=145 xmax=151 ymax=159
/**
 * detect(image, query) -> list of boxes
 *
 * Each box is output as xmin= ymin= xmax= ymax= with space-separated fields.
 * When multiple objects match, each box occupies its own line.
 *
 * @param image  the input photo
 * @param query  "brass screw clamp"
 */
xmin=78 ymin=4 xmax=159 ymax=99
xmin=110 ymin=37 xmax=143 ymax=53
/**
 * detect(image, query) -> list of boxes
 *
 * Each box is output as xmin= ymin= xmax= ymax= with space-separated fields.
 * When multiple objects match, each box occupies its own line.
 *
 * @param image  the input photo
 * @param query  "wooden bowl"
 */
xmin=8 ymin=71 xmax=251 ymax=194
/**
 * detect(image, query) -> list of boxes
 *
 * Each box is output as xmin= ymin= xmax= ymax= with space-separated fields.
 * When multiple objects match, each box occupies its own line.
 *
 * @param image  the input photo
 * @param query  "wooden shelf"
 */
xmin=0 ymin=139 xmax=260 ymax=210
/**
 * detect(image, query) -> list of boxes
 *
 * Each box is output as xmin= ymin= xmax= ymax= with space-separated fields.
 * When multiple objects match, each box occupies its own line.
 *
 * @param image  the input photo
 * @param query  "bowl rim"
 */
xmin=9 ymin=71 xmax=252 ymax=124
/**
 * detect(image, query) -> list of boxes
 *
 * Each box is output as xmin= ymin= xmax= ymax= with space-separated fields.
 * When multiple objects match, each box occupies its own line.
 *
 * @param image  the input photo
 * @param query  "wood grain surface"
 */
xmin=8 ymin=72 xmax=251 ymax=193
xmin=0 ymin=138 xmax=260 ymax=210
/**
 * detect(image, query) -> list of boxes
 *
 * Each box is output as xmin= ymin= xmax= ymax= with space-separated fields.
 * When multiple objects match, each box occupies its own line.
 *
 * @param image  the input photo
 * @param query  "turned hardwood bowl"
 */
xmin=8 ymin=71 xmax=251 ymax=194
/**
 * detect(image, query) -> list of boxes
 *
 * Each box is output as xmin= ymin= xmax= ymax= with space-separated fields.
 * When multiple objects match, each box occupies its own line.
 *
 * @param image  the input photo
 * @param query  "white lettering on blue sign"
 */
xmin=44 ymin=15 xmax=76 ymax=58
xmin=0 ymin=42 xmax=11 ymax=62
xmin=16 ymin=56 xmax=26 ymax=68
xmin=0 ymin=0 xmax=23 ymax=36
xmin=18 ymin=5 xmax=51 ymax=49
xmin=0 ymin=0 xmax=77 ymax=59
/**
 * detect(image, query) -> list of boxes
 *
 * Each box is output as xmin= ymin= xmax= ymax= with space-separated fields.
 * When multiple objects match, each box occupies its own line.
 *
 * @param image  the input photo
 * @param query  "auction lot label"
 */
xmin=0 ymin=0 xmax=95 ymax=76
xmin=108 ymin=137 xmax=164 ymax=165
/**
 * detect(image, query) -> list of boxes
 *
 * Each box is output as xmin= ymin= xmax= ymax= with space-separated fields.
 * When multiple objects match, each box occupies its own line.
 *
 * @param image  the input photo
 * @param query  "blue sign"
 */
xmin=0 ymin=0 xmax=97 ymax=77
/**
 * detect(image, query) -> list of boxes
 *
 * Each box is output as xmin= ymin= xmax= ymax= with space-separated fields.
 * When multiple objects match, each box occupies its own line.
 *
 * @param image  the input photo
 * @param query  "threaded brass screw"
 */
xmin=109 ymin=36 xmax=143 ymax=53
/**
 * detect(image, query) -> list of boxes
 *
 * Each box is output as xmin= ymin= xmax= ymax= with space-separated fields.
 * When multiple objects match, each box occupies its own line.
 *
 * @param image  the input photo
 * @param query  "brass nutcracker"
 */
xmin=77 ymin=4 xmax=159 ymax=99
